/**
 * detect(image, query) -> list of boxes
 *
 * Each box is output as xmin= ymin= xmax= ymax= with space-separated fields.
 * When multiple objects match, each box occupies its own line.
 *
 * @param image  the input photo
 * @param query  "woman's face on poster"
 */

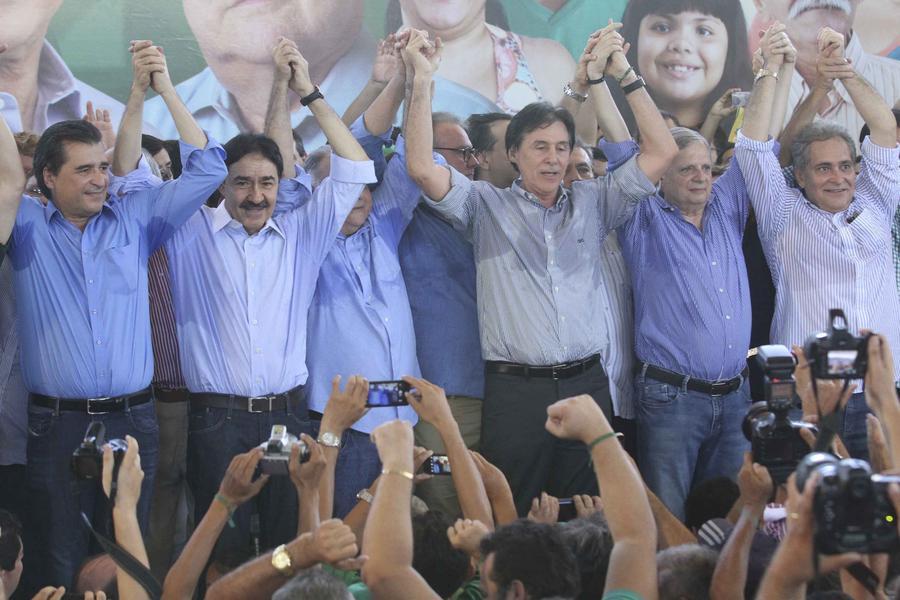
xmin=399 ymin=0 xmax=487 ymax=34
xmin=637 ymin=11 xmax=729 ymax=108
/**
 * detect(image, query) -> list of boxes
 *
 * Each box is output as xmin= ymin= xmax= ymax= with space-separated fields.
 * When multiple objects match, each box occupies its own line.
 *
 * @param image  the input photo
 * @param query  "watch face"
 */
xmin=319 ymin=432 xmax=340 ymax=447
xmin=272 ymin=546 xmax=291 ymax=571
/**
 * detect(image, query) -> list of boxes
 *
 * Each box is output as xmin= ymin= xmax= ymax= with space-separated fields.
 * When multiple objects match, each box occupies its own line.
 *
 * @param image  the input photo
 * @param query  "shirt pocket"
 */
xmin=100 ymin=241 xmax=141 ymax=294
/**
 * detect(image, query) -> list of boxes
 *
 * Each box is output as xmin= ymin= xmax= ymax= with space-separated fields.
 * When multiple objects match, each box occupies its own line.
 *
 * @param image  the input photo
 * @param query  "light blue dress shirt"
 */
xmin=164 ymin=155 xmax=376 ymax=396
xmin=305 ymin=121 xmax=421 ymax=433
xmin=9 ymin=138 xmax=227 ymax=397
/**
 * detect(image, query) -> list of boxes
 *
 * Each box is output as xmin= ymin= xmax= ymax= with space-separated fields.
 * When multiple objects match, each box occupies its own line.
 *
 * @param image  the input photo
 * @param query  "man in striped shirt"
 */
xmin=736 ymin=26 xmax=900 ymax=460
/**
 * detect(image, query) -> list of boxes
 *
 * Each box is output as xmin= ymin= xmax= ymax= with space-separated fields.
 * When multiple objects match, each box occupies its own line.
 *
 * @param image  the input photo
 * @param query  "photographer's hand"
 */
xmin=527 ymin=492 xmax=560 ymax=524
xmin=217 ymin=448 xmax=269 ymax=507
xmin=864 ymin=334 xmax=900 ymax=469
xmin=290 ymin=434 xmax=325 ymax=535
xmin=320 ymin=375 xmax=368 ymax=438
xmin=101 ymin=435 xmax=143 ymax=510
xmin=447 ymin=518 xmax=489 ymax=560
xmin=737 ymin=451 xmax=773 ymax=511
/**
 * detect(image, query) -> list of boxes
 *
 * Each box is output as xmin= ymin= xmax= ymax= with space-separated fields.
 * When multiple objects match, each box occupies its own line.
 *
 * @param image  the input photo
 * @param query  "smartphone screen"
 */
xmin=366 ymin=380 xmax=411 ymax=407
xmin=426 ymin=454 xmax=452 ymax=475
xmin=557 ymin=498 xmax=577 ymax=522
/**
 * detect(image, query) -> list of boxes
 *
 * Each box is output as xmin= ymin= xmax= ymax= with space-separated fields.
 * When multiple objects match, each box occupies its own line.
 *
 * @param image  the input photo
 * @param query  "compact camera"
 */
xmin=258 ymin=425 xmax=309 ymax=475
xmin=71 ymin=422 xmax=127 ymax=480
xmin=804 ymin=309 xmax=871 ymax=380
xmin=742 ymin=345 xmax=815 ymax=484
xmin=796 ymin=452 xmax=900 ymax=554
xmin=424 ymin=454 xmax=451 ymax=475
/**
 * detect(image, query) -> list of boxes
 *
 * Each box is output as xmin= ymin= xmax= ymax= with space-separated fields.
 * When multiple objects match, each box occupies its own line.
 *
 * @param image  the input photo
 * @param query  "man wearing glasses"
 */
xmin=431 ymin=113 xmax=480 ymax=179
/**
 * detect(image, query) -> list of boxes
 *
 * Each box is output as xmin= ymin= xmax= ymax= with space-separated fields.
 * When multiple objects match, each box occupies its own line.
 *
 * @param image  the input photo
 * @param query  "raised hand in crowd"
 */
xmin=362 ymin=419 xmax=441 ymax=599
xmin=83 ymin=101 xmax=116 ymax=150
xmin=162 ymin=449 xmax=268 ymax=600
xmin=404 ymin=375 xmax=493 ymax=528
xmin=288 ymin=433 xmax=325 ymax=535
xmin=700 ymin=87 xmax=740 ymax=143
xmin=573 ymin=494 xmax=604 ymax=519
xmin=30 ymin=589 xmax=106 ymax=600
xmin=469 ymin=450 xmax=517 ymax=526
xmin=100 ymin=436 xmax=150 ymax=600
xmin=0 ymin=115 xmax=23 ymax=250
xmin=342 ymin=32 xmax=404 ymax=126
xmin=527 ymin=492 xmax=560 ymax=525
xmin=710 ymin=453 xmax=772 ymax=600
xmin=864 ymin=334 xmax=900 ymax=469
xmin=447 ymin=518 xmax=490 ymax=561
xmin=545 ymin=395 xmax=657 ymax=599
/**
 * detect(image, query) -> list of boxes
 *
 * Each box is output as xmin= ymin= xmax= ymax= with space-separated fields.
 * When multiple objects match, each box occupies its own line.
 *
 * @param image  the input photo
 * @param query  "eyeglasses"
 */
xmin=434 ymin=146 xmax=479 ymax=164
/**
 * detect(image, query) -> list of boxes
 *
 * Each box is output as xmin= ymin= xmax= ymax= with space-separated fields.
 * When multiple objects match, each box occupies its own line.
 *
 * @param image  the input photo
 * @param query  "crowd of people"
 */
xmin=0 ymin=4 xmax=899 ymax=600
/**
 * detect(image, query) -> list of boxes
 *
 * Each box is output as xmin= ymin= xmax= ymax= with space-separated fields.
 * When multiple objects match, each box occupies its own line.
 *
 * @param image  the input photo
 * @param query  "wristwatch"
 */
xmin=356 ymin=488 xmax=375 ymax=504
xmin=317 ymin=431 xmax=341 ymax=448
xmin=563 ymin=82 xmax=588 ymax=104
xmin=271 ymin=544 xmax=293 ymax=576
xmin=754 ymin=68 xmax=778 ymax=84
xmin=299 ymin=86 xmax=324 ymax=107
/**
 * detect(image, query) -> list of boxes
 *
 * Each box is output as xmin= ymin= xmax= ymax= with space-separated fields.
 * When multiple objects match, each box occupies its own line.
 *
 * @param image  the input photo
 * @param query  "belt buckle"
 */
xmin=550 ymin=364 xmax=563 ymax=380
xmin=86 ymin=397 xmax=112 ymax=415
xmin=248 ymin=395 xmax=273 ymax=413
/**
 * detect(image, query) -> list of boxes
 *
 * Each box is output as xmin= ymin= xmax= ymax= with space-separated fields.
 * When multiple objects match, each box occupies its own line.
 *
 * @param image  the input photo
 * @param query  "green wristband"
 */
xmin=587 ymin=431 xmax=622 ymax=451
xmin=215 ymin=493 xmax=237 ymax=528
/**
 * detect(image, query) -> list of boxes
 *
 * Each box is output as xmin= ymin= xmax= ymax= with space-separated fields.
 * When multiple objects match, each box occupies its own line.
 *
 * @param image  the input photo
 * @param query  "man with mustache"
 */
xmin=114 ymin=37 xmax=376 ymax=557
xmin=753 ymin=0 xmax=900 ymax=144
xmin=144 ymin=0 xmax=372 ymax=151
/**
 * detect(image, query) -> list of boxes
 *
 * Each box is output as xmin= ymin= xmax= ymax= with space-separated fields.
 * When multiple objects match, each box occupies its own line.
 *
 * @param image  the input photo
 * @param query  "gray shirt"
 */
xmin=0 ymin=258 xmax=26 ymax=466
xmin=424 ymin=156 xmax=655 ymax=365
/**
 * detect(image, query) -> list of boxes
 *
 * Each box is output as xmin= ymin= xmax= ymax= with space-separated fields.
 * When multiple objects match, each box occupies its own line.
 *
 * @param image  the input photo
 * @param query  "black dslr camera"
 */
xmin=804 ymin=309 xmax=871 ymax=379
xmin=743 ymin=345 xmax=815 ymax=484
xmin=71 ymin=422 xmax=127 ymax=480
xmin=258 ymin=425 xmax=309 ymax=475
xmin=796 ymin=452 xmax=900 ymax=554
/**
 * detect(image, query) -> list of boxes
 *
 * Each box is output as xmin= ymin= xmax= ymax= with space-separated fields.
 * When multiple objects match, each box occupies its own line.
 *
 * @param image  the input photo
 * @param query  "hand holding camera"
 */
xmin=403 ymin=375 xmax=455 ymax=431
xmin=737 ymin=451 xmax=773 ymax=510
xmin=258 ymin=425 xmax=309 ymax=475
xmin=101 ymin=434 xmax=142 ymax=511
xmin=321 ymin=374 xmax=368 ymax=435
xmin=527 ymin=492 xmax=560 ymax=524
xmin=217 ymin=448 xmax=269 ymax=508
xmin=289 ymin=433 xmax=325 ymax=491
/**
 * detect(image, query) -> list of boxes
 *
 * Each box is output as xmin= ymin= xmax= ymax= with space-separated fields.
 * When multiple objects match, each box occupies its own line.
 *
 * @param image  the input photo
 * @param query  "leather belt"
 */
xmin=30 ymin=387 xmax=153 ymax=415
xmin=486 ymin=354 xmax=601 ymax=380
xmin=153 ymin=386 xmax=190 ymax=403
xmin=189 ymin=385 xmax=305 ymax=414
xmin=639 ymin=363 xmax=746 ymax=397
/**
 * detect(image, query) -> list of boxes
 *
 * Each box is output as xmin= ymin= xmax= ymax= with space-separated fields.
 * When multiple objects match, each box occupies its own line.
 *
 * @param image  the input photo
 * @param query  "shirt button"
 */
xmin=96 ymin=339 xmax=102 ymax=345
xmin=546 ymin=234 xmax=552 ymax=240
xmin=726 ymin=315 xmax=731 ymax=320
xmin=88 ymin=279 xmax=94 ymax=284
xmin=252 ymin=319 xmax=258 ymax=325
xmin=249 ymin=262 xmax=256 ymax=268
xmin=561 ymin=315 xmax=566 ymax=321
xmin=554 ymin=286 xmax=559 ymax=292
xmin=255 ymin=347 xmax=262 ymax=354
xmin=728 ymin=344 xmax=733 ymax=349
xmin=384 ymin=317 xmax=390 ymax=322
xmin=711 ymin=261 xmax=717 ymax=266
xmin=550 ymin=260 xmax=555 ymax=265
xmin=91 ymin=309 xmax=97 ymax=315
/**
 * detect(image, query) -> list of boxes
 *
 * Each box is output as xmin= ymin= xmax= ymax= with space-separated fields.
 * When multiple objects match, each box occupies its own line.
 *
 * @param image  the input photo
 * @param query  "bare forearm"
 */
xmin=769 ymin=63 xmax=796 ymax=138
xmin=700 ymin=115 xmax=724 ymax=144
xmin=162 ymin=501 xmax=229 ymax=600
xmin=112 ymin=87 xmax=146 ymax=176
xmin=488 ymin=487 xmax=518 ymax=526
xmin=112 ymin=507 xmax=151 ymax=600
xmin=743 ymin=75 xmax=778 ymax=141
xmin=306 ymin=97 xmax=368 ymax=161
xmin=623 ymin=80 xmax=677 ymax=181
xmin=843 ymin=73 xmax=897 ymax=146
xmin=589 ymin=82 xmax=630 ymax=143
xmin=438 ymin=423 xmax=493 ymax=528
xmin=875 ymin=404 xmax=900 ymax=468
xmin=0 ymin=117 xmax=24 ymax=244
xmin=297 ymin=485 xmax=320 ymax=535
xmin=158 ymin=88 xmax=207 ymax=148
xmin=778 ymin=83 xmax=827 ymax=164
xmin=206 ymin=535 xmax=316 ymax=600
xmin=318 ymin=447 xmax=339 ymax=521
xmin=264 ymin=78 xmax=297 ymax=179
xmin=363 ymin=471 xmax=415 ymax=573
xmin=710 ymin=505 xmax=763 ymax=600
xmin=363 ymin=76 xmax=405 ymax=138
xmin=755 ymin=567 xmax=806 ymax=600
xmin=343 ymin=80 xmax=388 ymax=127
xmin=648 ymin=487 xmax=696 ymax=549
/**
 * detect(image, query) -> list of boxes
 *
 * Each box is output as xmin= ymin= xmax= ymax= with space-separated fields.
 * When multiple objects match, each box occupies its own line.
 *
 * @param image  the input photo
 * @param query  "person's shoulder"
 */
xmin=520 ymin=34 xmax=577 ymax=77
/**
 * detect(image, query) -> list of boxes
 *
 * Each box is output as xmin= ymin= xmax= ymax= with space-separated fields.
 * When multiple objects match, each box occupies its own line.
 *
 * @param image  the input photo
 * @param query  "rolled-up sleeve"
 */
xmin=274 ymin=165 xmax=314 ymax=214
xmin=107 ymin=155 xmax=162 ymax=198
xmin=586 ymin=154 xmax=656 ymax=230
xmin=734 ymin=132 xmax=793 ymax=240
xmin=856 ymin=137 xmax=900 ymax=218
xmin=350 ymin=116 xmax=392 ymax=181
xmin=598 ymin=139 xmax=640 ymax=172
xmin=422 ymin=166 xmax=477 ymax=234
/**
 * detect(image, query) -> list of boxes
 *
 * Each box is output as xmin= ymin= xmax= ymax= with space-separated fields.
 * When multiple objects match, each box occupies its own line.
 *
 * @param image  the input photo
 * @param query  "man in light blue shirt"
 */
xmin=117 ymin=39 xmax=377 ymax=554
xmin=303 ymin=60 xmax=421 ymax=517
xmin=6 ymin=43 xmax=226 ymax=591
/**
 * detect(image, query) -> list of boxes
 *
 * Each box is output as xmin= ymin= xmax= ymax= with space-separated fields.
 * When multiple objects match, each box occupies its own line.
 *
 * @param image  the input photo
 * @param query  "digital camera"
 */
xmin=742 ymin=345 xmax=815 ymax=484
xmin=796 ymin=452 xmax=900 ymax=554
xmin=804 ymin=309 xmax=871 ymax=380
xmin=258 ymin=425 xmax=309 ymax=475
xmin=71 ymin=422 xmax=127 ymax=480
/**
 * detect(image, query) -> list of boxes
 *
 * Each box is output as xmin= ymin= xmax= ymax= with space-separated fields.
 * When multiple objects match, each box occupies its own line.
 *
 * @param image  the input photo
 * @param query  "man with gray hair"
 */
xmin=273 ymin=568 xmax=353 ymax=600
xmin=736 ymin=26 xmax=900 ymax=459
xmin=601 ymin=124 xmax=756 ymax=519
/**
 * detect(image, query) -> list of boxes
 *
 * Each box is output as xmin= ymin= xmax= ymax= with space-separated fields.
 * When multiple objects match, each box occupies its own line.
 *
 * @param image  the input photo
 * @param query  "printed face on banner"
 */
xmin=754 ymin=0 xmax=861 ymax=68
xmin=399 ymin=0 xmax=488 ymax=34
xmin=0 ymin=0 xmax=63 ymax=47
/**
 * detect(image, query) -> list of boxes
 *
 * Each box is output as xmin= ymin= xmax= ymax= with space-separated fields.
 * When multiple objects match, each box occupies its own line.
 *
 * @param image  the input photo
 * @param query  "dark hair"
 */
xmin=412 ymin=511 xmax=470 ymax=598
xmin=658 ymin=110 xmax=681 ymax=127
xmin=141 ymin=134 xmax=166 ymax=156
xmin=858 ymin=108 xmax=900 ymax=144
xmin=559 ymin=513 xmax=614 ymax=600
xmin=223 ymin=134 xmax=284 ymax=179
xmin=33 ymin=120 xmax=103 ymax=198
xmin=505 ymin=103 xmax=576 ymax=171
xmin=292 ymin=130 xmax=307 ymax=159
xmin=0 ymin=509 xmax=22 ymax=572
xmin=480 ymin=519 xmax=580 ymax=599
xmin=657 ymin=545 xmax=719 ymax=600
xmin=162 ymin=139 xmax=183 ymax=179
xmin=684 ymin=476 xmax=740 ymax=531
xmin=385 ymin=0 xmax=509 ymax=34
xmin=614 ymin=0 xmax=752 ymax=132
xmin=273 ymin=568 xmax=352 ymax=600
xmin=592 ymin=146 xmax=608 ymax=162
xmin=466 ymin=112 xmax=513 ymax=153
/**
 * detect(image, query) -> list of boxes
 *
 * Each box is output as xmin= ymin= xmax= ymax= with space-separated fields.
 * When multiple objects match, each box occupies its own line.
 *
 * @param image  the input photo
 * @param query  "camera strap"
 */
xmin=811 ymin=378 xmax=851 ymax=454
xmin=80 ymin=512 xmax=163 ymax=600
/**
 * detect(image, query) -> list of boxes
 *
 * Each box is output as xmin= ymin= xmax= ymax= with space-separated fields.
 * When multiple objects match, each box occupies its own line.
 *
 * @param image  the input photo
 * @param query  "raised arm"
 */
xmin=361 ymin=34 xmax=407 ymax=140
xmin=778 ymin=63 xmax=834 ymax=165
xmin=152 ymin=45 xmax=206 ymax=149
xmin=700 ymin=88 xmax=739 ymax=144
xmin=584 ymin=23 xmax=633 ymax=144
xmin=288 ymin=435 xmax=326 ymax=535
xmin=769 ymin=34 xmax=797 ymax=139
xmin=361 ymin=420 xmax=442 ymax=600
xmin=0 ymin=115 xmax=23 ymax=246
xmin=281 ymin=39 xmax=367 ymax=162
xmin=112 ymin=41 xmax=161 ymax=176
xmin=545 ymin=396 xmax=657 ymax=600
xmin=162 ymin=450 xmax=269 ymax=600
xmin=265 ymin=38 xmax=299 ymax=179
xmin=559 ymin=33 xmax=601 ymax=145
xmin=403 ymin=33 xmax=452 ymax=201
xmin=404 ymin=376 xmax=493 ymax=529
xmin=342 ymin=35 xmax=401 ymax=127
xmin=742 ymin=24 xmax=787 ymax=142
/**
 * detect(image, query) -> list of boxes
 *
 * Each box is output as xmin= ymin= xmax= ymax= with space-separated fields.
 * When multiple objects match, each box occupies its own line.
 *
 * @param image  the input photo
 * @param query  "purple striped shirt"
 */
xmin=148 ymin=247 xmax=185 ymax=389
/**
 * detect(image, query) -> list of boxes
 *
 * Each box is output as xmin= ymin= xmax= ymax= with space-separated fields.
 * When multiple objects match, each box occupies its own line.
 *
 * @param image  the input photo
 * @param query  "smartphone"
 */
xmin=425 ymin=454 xmax=452 ymax=475
xmin=366 ymin=380 xmax=411 ymax=407
xmin=557 ymin=498 xmax=577 ymax=522
xmin=731 ymin=91 xmax=750 ymax=108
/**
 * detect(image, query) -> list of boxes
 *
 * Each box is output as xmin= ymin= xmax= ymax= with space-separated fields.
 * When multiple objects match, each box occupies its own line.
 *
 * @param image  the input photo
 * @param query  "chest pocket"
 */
xmin=100 ymin=241 xmax=140 ymax=294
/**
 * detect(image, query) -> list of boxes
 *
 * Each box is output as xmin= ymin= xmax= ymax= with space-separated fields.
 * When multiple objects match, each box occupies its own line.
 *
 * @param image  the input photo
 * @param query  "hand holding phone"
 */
xmin=366 ymin=380 xmax=411 ymax=407
xmin=424 ymin=454 xmax=452 ymax=475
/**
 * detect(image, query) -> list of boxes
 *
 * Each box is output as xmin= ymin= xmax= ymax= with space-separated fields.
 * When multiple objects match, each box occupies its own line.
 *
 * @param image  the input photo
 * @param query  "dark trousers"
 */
xmin=481 ymin=361 xmax=611 ymax=517
xmin=186 ymin=399 xmax=310 ymax=566
xmin=21 ymin=401 xmax=159 ymax=593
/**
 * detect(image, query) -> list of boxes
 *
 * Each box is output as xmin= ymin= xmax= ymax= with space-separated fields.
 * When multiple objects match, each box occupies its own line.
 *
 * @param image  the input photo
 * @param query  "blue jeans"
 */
xmin=22 ymin=400 xmax=159 ymax=591
xmin=636 ymin=372 xmax=750 ymax=521
xmin=186 ymin=402 xmax=310 ymax=564
xmin=840 ymin=391 xmax=871 ymax=461
xmin=310 ymin=421 xmax=381 ymax=519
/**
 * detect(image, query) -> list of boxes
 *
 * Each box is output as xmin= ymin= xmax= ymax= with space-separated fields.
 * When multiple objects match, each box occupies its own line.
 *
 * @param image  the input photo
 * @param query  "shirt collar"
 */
xmin=35 ymin=41 xmax=83 ymax=128
xmin=43 ymin=197 xmax=117 ymax=225
xmin=512 ymin=179 xmax=569 ymax=208
xmin=210 ymin=201 xmax=285 ymax=239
